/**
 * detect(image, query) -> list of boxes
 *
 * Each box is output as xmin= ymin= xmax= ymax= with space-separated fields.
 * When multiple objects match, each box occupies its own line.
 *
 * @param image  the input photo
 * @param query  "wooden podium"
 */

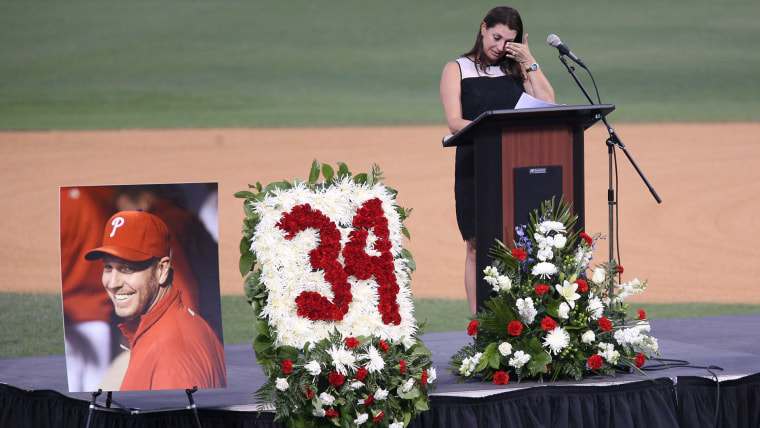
xmin=443 ymin=104 xmax=614 ymax=310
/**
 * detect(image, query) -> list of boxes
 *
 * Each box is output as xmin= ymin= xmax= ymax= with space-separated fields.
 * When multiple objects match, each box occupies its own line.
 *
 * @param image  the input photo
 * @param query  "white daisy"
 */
xmin=532 ymin=262 xmax=558 ymax=279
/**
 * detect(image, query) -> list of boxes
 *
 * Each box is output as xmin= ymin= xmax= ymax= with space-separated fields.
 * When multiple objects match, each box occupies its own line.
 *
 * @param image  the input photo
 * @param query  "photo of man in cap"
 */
xmin=85 ymin=209 xmax=227 ymax=391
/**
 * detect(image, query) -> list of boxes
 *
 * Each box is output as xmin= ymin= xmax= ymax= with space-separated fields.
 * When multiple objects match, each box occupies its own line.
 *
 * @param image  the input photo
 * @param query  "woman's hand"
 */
xmin=504 ymin=33 xmax=536 ymax=69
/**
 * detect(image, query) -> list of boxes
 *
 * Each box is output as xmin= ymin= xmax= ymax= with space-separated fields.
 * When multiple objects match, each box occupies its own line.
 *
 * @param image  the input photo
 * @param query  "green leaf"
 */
xmin=253 ymin=333 xmax=273 ymax=353
xmin=337 ymin=162 xmax=350 ymax=178
xmin=527 ymin=351 xmax=552 ymax=375
xmin=308 ymin=159 xmax=321 ymax=184
xmin=234 ymin=190 xmax=256 ymax=199
xmin=321 ymin=163 xmax=335 ymax=181
xmin=401 ymin=249 xmax=416 ymax=272
xmin=397 ymin=385 xmax=420 ymax=400
xmin=414 ymin=396 xmax=430 ymax=411
xmin=239 ymin=251 xmax=255 ymax=276
xmin=353 ymin=173 xmax=368 ymax=184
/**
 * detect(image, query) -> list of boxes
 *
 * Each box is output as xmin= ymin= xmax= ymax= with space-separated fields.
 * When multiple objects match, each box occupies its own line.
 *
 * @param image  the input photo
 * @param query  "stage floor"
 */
xmin=2 ymin=314 xmax=759 ymax=412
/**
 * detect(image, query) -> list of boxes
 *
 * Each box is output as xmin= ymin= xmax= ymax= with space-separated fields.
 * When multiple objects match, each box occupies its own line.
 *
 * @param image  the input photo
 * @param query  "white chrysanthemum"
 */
xmin=350 ymin=381 xmax=364 ymax=390
xmin=582 ymin=330 xmax=596 ymax=344
xmin=558 ymin=302 xmax=571 ymax=319
xmin=498 ymin=342 xmax=513 ymax=356
xmin=250 ymin=179 xmax=420 ymax=349
xmin=354 ymin=413 xmax=369 ymax=425
xmin=517 ymin=297 xmax=538 ymax=324
xmin=390 ymin=423 xmax=405 ymax=428
xmin=509 ymin=350 xmax=531 ymax=369
xmin=313 ymin=408 xmax=326 ymax=417
xmin=275 ymin=378 xmax=289 ymax=391
xmin=374 ymin=388 xmax=389 ymax=400
xmin=319 ymin=392 xmax=335 ymax=406
xmin=532 ymin=262 xmax=558 ymax=278
xmin=305 ymin=360 xmax=321 ymax=376
xmin=359 ymin=346 xmax=386 ymax=373
xmin=427 ymin=367 xmax=437 ymax=383
xmin=553 ymin=234 xmax=567 ymax=249
xmin=556 ymin=280 xmax=581 ymax=309
xmin=587 ymin=297 xmax=604 ymax=320
xmin=538 ymin=220 xmax=566 ymax=234
xmin=327 ymin=345 xmax=357 ymax=376
xmin=402 ymin=377 xmax=415 ymax=393
xmin=543 ymin=327 xmax=570 ymax=355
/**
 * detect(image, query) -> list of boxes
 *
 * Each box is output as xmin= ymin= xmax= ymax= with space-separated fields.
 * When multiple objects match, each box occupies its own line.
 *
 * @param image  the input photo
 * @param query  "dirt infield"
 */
xmin=2 ymin=123 xmax=759 ymax=303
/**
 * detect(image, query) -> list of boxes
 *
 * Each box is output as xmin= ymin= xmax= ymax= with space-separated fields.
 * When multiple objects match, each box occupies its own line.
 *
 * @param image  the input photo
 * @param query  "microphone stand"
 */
xmin=557 ymin=54 xmax=662 ymax=295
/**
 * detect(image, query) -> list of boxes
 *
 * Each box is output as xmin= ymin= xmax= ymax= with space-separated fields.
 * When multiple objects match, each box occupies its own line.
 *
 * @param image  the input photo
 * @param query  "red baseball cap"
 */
xmin=85 ymin=210 xmax=170 ymax=262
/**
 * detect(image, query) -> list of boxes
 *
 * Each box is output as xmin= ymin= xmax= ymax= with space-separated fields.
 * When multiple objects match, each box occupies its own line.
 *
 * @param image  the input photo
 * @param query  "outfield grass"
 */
xmin=1 ymin=0 xmax=759 ymax=130
xmin=2 ymin=293 xmax=758 ymax=359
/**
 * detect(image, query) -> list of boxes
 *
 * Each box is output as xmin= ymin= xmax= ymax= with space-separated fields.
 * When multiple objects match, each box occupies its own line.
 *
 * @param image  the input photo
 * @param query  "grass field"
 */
xmin=2 ymin=1 xmax=760 ymax=360
xmin=2 ymin=293 xmax=758 ymax=359
xmin=2 ymin=0 xmax=759 ymax=129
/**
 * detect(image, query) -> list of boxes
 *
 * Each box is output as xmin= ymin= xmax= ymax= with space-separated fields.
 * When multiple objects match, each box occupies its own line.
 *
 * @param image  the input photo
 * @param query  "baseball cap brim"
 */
xmin=85 ymin=245 xmax=156 ymax=262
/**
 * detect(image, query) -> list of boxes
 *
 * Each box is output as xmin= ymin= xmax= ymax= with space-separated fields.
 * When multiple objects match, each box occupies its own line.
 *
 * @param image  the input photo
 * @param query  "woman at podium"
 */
xmin=439 ymin=6 xmax=555 ymax=314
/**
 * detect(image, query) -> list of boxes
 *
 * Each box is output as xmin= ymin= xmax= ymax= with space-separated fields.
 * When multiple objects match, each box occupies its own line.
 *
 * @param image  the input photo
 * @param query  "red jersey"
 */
xmin=60 ymin=187 xmax=114 ymax=323
xmin=118 ymin=286 xmax=227 ymax=391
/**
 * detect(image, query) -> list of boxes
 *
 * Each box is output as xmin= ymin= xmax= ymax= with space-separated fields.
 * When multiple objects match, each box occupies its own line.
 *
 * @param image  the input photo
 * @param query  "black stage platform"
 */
xmin=2 ymin=314 xmax=760 ymax=427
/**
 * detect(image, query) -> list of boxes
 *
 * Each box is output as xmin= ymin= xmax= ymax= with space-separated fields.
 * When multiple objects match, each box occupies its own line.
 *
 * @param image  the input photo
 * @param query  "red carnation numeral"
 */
xmin=276 ymin=199 xmax=401 ymax=325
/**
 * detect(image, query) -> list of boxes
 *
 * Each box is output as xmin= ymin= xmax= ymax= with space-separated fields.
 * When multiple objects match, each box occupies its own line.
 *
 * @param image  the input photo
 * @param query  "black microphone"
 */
xmin=546 ymin=34 xmax=586 ymax=68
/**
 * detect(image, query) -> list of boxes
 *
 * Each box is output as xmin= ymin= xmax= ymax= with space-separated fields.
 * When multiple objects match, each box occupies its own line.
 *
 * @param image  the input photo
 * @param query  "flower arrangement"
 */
xmin=236 ymin=161 xmax=434 ymax=427
xmin=450 ymin=198 xmax=659 ymax=383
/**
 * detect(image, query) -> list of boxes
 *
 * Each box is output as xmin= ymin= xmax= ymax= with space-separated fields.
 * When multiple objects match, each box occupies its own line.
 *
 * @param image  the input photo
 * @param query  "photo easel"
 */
xmin=84 ymin=387 xmax=203 ymax=428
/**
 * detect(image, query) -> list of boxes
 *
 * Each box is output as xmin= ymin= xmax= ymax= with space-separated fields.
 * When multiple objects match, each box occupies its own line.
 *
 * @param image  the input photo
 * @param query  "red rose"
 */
xmin=588 ymin=354 xmax=603 ymax=370
xmin=399 ymin=360 xmax=406 ymax=374
xmin=508 ymin=321 xmax=523 ymax=336
xmin=355 ymin=367 xmax=368 ymax=381
xmin=493 ymin=371 xmax=509 ymax=385
xmin=372 ymin=412 xmax=385 ymax=423
xmin=325 ymin=409 xmax=339 ymax=419
xmin=534 ymin=284 xmax=550 ymax=295
xmin=467 ymin=319 xmax=479 ymax=336
xmin=328 ymin=371 xmax=345 ymax=387
xmin=421 ymin=370 xmax=428 ymax=387
xmin=574 ymin=279 xmax=589 ymax=293
xmin=511 ymin=248 xmax=527 ymax=261
xmin=364 ymin=394 xmax=374 ymax=407
xmin=541 ymin=316 xmax=557 ymax=331
xmin=637 ymin=309 xmax=646 ymax=320
xmin=345 ymin=337 xmax=360 ymax=349
xmin=598 ymin=317 xmax=612 ymax=332
xmin=614 ymin=265 xmax=624 ymax=274
xmin=282 ymin=358 xmax=293 ymax=374
xmin=378 ymin=340 xmax=389 ymax=354
xmin=579 ymin=233 xmax=593 ymax=246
